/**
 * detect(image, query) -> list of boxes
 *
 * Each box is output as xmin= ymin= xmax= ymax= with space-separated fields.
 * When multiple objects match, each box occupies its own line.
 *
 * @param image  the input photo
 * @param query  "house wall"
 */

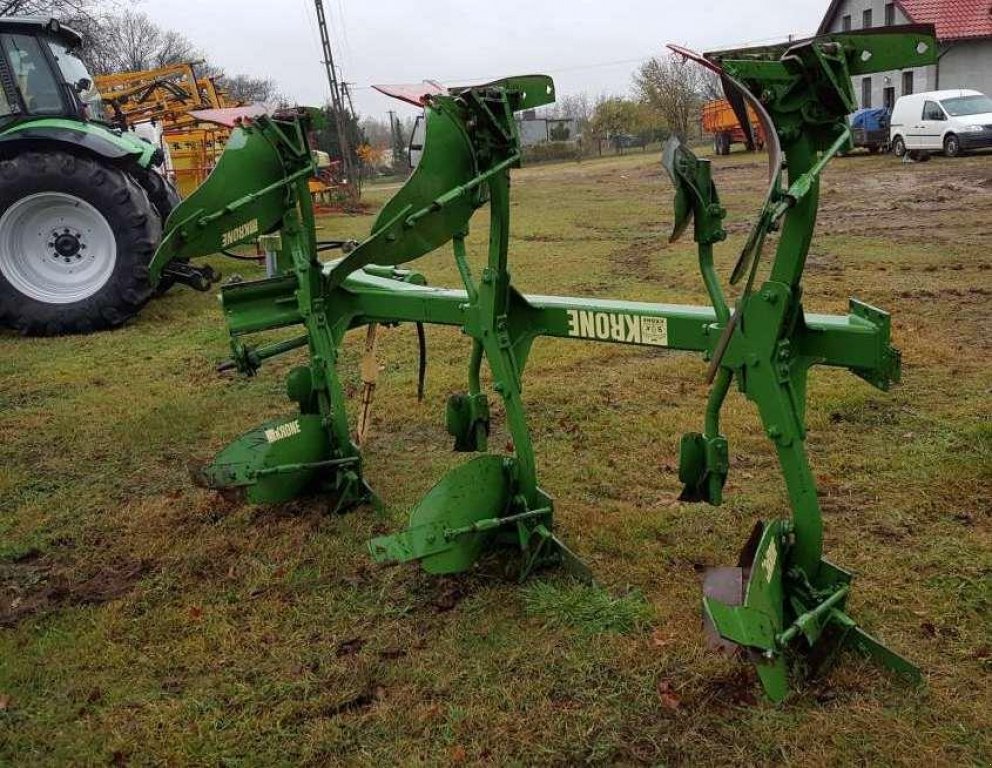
xmin=823 ymin=0 xmax=936 ymax=109
xmin=516 ymin=119 xmax=548 ymax=147
xmin=515 ymin=117 xmax=581 ymax=147
xmin=939 ymin=41 xmax=992 ymax=96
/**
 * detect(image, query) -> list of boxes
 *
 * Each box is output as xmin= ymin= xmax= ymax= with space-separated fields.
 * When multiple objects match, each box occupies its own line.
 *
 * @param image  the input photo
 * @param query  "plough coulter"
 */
xmin=150 ymin=26 xmax=938 ymax=701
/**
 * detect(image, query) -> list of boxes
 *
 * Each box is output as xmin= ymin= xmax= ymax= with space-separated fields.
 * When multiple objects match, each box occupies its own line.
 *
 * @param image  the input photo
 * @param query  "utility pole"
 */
xmin=341 ymin=81 xmax=362 ymax=185
xmin=341 ymin=79 xmax=357 ymax=118
xmin=313 ymin=0 xmax=358 ymax=199
xmin=387 ymin=109 xmax=397 ymax=145
xmin=387 ymin=109 xmax=405 ymax=168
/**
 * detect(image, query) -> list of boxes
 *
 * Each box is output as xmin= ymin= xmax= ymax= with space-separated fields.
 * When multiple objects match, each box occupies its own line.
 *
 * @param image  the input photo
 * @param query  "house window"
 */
xmin=883 ymin=87 xmax=896 ymax=110
xmin=902 ymin=70 xmax=914 ymax=95
xmin=842 ymin=14 xmax=852 ymax=31
xmin=863 ymin=9 xmax=873 ymax=28
xmin=862 ymin=77 xmax=872 ymax=108
xmin=885 ymin=3 xmax=896 ymax=26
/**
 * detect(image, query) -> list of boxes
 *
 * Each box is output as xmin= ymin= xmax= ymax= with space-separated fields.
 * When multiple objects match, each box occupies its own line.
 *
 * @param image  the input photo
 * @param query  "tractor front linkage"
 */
xmin=151 ymin=26 xmax=937 ymax=701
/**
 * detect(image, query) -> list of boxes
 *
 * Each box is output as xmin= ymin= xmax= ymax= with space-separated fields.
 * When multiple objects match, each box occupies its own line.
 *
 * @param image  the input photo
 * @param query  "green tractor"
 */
xmin=0 ymin=17 xmax=213 ymax=335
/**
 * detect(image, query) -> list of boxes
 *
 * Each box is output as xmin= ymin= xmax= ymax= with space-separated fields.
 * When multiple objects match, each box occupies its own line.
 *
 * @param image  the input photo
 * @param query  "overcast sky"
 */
xmin=139 ymin=0 xmax=830 ymax=120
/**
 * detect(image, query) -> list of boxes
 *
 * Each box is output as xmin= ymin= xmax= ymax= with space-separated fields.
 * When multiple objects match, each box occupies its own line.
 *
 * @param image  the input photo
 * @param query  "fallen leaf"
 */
xmin=650 ymin=628 xmax=672 ymax=649
xmin=656 ymin=679 xmax=681 ymax=711
xmin=0 ymin=694 xmax=10 ymax=710
xmin=188 ymin=606 xmax=203 ymax=621
xmin=450 ymin=745 xmax=467 ymax=763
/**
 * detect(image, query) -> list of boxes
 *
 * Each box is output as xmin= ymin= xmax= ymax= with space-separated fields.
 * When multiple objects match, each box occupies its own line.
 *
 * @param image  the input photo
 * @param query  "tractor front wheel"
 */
xmin=0 ymin=151 xmax=159 ymax=335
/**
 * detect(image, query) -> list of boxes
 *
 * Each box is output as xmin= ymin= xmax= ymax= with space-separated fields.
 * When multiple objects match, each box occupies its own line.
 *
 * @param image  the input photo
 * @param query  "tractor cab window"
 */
xmin=0 ymin=79 xmax=12 ymax=118
xmin=46 ymin=38 xmax=103 ymax=118
xmin=0 ymin=33 xmax=63 ymax=115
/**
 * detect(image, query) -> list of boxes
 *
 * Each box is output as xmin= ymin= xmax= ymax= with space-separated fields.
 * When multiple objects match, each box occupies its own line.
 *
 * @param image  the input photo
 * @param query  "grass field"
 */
xmin=1 ymin=148 xmax=990 ymax=766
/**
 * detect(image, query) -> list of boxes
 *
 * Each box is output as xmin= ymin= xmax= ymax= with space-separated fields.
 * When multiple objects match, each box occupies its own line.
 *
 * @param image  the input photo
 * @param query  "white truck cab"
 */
xmin=890 ymin=89 xmax=992 ymax=158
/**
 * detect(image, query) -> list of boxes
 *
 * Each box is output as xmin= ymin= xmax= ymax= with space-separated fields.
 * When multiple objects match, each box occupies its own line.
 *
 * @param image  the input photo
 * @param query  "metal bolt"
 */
xmin=767 ymin=425 xmax=781 ymax=439
xmin=761 ymin=289 xmax=778 ymax=304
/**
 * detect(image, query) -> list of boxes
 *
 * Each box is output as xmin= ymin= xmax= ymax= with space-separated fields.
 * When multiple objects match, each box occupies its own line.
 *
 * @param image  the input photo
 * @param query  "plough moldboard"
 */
xmin=150 ymin=26 xmax=938 ymax=702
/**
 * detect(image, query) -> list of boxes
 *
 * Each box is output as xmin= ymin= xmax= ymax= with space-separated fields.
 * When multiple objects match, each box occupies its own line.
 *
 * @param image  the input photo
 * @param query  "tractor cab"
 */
xmin=0 ymin=19 xmax=209 ymax=335
xmin=0 ymin=17 xmax=103 ymax=125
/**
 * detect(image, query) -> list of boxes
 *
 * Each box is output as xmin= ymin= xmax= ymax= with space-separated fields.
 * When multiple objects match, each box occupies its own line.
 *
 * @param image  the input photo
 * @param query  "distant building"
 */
xmin=818 ymin=1 xmax=992 ymax=109
xmin=515 ymin=109 xmax=581 ymax=147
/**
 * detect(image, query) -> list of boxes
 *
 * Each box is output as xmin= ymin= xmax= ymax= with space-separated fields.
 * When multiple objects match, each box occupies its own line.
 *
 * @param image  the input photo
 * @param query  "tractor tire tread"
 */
xmin=0 ymin=150 xmax=160 ymax=336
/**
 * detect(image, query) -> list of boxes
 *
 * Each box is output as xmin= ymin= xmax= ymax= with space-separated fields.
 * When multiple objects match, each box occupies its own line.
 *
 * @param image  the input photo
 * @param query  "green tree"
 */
xmin=589 ymin=97 xmax=655 ymax=154
xmin=633 ymin=54 xmax=707 ymax=141
xmin=314 ymin=105 xmax=364 ymax=176
xmin=549 ymin=121 xmax=571 ymax=141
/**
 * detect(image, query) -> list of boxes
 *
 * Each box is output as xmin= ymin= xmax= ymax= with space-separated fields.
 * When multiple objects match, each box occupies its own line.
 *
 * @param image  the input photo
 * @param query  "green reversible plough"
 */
xmin=150 ymin=26 xmax=938 ymax=701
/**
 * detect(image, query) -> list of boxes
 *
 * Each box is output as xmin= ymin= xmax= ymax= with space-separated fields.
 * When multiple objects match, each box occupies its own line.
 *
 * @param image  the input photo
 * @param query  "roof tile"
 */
xmin=898 ymin=0 xmax=992 ymax=41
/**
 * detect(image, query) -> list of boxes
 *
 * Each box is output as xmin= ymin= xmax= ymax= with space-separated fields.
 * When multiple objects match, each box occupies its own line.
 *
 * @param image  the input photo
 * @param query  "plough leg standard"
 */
xmin=150 ymin=26 xmax=937 ymax=701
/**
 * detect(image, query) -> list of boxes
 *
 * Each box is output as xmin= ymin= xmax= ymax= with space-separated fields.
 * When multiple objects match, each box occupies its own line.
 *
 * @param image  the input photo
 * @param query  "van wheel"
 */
xmin=943 ymin=134 xmax=961 ymax=158
xmin=892 ymin=136 xmax=906 ymax=157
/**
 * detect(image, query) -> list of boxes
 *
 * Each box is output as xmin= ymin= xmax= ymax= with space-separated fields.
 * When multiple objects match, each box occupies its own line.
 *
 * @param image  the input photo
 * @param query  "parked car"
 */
xmin=848 ymin=107 xmax=890 ymax=153
xmin=890 ymin=89 xmax=992 ymax=158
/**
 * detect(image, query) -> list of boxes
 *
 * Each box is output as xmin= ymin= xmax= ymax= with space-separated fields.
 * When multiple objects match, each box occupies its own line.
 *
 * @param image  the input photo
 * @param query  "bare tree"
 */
xmin=633 ymin=54 xmax=708 ymax=141
xmin=81 ymin=11 xmax=200 ymax=75
xmin=0 ymin=0 xmax=95 ymax=17
xmin=551 ymin=92 xmax=592 ymax=125
xmin=155 ymin=28 xmax=199 ymax=69
xmin=359 ymin=116 xmax=392 ymax=149
xmin=223 ymin=74 xmax=278 ymax=104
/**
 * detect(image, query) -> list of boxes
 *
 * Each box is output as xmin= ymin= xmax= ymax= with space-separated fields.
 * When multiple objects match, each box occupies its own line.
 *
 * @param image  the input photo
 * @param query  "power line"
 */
xmin=345 ymin=29 xmax=808 ymax=93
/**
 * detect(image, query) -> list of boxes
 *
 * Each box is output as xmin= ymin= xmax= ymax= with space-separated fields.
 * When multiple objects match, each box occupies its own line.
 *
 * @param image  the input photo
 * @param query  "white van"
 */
xmin=890 ymin=89 xmax=992 ymax=158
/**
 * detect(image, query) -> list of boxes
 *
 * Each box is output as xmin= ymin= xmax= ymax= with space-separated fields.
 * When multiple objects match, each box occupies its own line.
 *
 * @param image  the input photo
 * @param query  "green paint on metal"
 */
xmin=1 ymin=117 xmax=157 ymax=166
xmin=369 ymin=455 xmax=516 ymax=574
xmin=153 ymin=28 xmax=935 ymax=703
xmin=149 ymin=111 xmax=317 ymax=284
xmin=193 ymin=414 xmax=335 ymax=504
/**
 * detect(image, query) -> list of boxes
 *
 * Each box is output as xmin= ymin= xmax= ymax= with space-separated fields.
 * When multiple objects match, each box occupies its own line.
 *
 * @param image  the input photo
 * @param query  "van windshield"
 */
xmin=940 ymin=95 xmax=992 ymax=117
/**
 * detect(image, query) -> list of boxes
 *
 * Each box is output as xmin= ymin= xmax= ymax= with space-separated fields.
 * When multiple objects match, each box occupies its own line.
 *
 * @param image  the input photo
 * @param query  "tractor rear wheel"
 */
xmin=134 ymin=168 xmax=181 ymax=295
xmin=0 ymin=151 xmax=160 ymax=335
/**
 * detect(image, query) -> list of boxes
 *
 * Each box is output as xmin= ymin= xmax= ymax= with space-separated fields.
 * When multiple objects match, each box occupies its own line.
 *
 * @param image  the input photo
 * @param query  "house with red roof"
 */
xmin=818 ymin=1 xmax=992 ymax=110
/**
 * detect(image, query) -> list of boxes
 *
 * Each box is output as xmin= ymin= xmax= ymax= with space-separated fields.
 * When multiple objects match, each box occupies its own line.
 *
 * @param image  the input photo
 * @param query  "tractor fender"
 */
xmin=0 ymin=119 xmax=161 ymax=169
